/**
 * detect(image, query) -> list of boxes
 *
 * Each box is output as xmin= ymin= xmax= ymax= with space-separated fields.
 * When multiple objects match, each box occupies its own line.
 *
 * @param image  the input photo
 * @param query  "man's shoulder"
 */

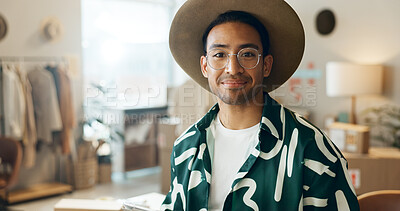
xmin=281 ymin=106 xmax=324 ymax=139
xmin=261 ymin=94 xmax=318 ymax=141
xmin=281 ymin=107 xmax=345 ymax=163
xmin=172 ymin=124 xmax=202 ymax=153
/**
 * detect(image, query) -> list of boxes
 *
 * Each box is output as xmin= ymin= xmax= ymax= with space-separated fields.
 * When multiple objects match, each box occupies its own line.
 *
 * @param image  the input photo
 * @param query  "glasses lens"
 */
xmin=238 ymin=48 xmax=260 ymax=69
xmin=207 ymin=48 xmax=260 ymax=70
xmin=207 ymin=49 xmax=228 ymax=70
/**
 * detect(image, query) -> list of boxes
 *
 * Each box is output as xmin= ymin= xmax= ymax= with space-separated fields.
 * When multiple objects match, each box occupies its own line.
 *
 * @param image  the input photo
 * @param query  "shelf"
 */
xmin=3 ymin=182 xmax=72 ymax=204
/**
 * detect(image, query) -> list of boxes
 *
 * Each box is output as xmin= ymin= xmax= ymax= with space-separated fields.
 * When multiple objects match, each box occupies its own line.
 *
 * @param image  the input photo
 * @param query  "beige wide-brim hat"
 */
xmin=170 ymin=0 xmax=305 ymax=93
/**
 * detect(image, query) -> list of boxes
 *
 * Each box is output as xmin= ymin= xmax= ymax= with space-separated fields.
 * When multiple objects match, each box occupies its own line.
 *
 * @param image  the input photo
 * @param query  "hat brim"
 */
xmin=169 ymin=0 xmax=305 ymax=92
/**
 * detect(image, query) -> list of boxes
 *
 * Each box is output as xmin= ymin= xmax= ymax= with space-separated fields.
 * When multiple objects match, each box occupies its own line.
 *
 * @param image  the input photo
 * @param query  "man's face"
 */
xmin=200 ymin=22 xmax=273 ymax=105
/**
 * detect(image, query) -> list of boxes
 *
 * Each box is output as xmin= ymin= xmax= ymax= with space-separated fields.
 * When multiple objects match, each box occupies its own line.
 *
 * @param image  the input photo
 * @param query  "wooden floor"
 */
xmin=5 ymin=167 xmax=161 ymax=211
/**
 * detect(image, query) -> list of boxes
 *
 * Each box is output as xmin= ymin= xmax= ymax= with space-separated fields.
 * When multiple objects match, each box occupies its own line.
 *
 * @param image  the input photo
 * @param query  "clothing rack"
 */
xmin=0 ymin=57 xmax=73 ymax=204
xmin=0 ymin=56 xmax=69 ymax=135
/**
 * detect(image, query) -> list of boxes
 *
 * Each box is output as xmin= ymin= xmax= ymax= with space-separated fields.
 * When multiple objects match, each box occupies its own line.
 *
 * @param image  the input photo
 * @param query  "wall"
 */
xmin=0 ymin=0 xmax=81 ymax=57
xmin=0 ymin=0 xmax=82 ymax=189
xmin=277 ymin=0 xmax=400 ymax=127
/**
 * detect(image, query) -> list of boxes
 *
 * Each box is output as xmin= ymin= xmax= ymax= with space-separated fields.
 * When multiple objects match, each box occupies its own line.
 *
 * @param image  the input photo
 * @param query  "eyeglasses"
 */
xmin=206 ymin=48 xmax=262 ymax=70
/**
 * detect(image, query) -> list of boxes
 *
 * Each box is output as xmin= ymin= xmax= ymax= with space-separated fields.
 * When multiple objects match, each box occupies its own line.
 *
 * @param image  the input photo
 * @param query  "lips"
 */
xmin=221 ymin=80 xmax=247 ymax=88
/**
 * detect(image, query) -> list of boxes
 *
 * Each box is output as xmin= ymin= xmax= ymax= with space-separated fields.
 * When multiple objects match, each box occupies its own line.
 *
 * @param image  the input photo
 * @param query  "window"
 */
xmin=82 ymin=0 xmax=175 ymax=109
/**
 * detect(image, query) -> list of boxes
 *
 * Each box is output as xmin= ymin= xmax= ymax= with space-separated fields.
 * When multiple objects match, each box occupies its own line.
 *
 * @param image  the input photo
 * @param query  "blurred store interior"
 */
xmin=0 ymin=0 xmax=400 ymax=210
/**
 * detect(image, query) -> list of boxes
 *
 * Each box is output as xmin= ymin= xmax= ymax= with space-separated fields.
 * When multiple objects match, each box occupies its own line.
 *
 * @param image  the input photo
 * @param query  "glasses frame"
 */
xmin=206 ymin=47 xmax=262 ymax=70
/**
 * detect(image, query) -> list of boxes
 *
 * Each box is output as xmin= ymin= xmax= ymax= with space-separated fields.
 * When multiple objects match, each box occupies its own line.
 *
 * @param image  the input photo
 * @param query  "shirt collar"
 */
xmin=196 ymin=103 xmax=219 ymax=131
xmin=196 ymin=92 xmax=283 ymax=140
xmin=260 ymin=93 xmax=284 ymax=140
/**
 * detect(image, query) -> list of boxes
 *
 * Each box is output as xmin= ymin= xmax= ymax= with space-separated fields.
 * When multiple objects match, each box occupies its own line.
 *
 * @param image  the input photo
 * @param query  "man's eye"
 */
xmin=213 ymin=52 xmax=226 ymax=58
xmin=241 ymin=52 xmax=256 ymax=57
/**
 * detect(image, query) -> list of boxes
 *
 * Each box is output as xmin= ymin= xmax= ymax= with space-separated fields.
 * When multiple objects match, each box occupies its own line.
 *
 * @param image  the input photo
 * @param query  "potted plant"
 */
xmin=362 ymin=105 xmax=400 ymax=149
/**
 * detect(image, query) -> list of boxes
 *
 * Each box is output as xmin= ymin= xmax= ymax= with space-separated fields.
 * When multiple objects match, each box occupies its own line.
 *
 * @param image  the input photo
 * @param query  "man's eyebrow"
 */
xmin=208 ymin=43 xmax=260 ymax=50
xmin=209 ymin=43 xmax=229 ymax=49
xmin=239 ymin=43 xmax=259 ymax=50
xmin=209 ymin=43 xmax=260 ymax=50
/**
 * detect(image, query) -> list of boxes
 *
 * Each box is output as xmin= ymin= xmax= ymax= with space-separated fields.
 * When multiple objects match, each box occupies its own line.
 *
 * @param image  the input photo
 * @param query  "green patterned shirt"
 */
xmin=161 ymin=93 xmax=360 ymax=211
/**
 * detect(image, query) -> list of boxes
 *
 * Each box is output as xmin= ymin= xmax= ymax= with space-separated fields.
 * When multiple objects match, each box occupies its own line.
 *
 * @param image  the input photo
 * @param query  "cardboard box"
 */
xmin=157 ymin=117 xmax=180 ymax=151
xmin=159 ymin=150 xmax=172 ymax=195
xmin=157 ymin=118 xmax=179 ymax=194
xmin=344 ymin=147 xmax=400 ymax=195
xmin=328 ymin=122 xmax=370 ymax=154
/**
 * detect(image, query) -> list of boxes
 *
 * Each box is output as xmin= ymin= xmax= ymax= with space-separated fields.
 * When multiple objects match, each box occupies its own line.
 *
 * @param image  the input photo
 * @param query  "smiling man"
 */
xmin=161 ymin=0 xmax=360 ymax=210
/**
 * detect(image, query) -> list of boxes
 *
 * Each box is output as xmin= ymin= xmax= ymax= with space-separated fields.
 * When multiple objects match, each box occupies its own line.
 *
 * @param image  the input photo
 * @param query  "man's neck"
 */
xmin=217 ymin=92 xmax=264 ymax=130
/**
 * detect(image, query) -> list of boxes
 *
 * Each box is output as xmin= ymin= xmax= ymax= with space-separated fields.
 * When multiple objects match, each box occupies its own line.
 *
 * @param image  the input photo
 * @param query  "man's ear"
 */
xmin=200 ymin=55 xmax=208 ymax=78
xmin=263 ymin=55 xmax=273 ymax=77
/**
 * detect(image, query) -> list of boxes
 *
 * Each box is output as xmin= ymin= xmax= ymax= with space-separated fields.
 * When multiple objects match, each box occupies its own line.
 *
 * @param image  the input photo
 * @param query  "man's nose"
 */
xmin=225 ymin=55 xmax=244 ymax=75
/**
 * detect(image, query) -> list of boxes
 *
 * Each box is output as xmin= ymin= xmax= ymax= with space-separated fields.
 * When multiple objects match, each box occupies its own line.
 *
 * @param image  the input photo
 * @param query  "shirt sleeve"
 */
xmin=302 ymin=138 xmax=360 ymax=211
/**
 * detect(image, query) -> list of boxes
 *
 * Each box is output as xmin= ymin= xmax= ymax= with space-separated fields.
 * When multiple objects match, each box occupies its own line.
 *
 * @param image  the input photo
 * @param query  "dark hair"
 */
xmin=202 ymin=10 xmax=271 ymax=57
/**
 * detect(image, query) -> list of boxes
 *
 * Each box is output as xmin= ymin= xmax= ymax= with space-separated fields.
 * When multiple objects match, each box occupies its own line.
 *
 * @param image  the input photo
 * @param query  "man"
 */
xmin=162 ymin=0 xmax=359 ymax=210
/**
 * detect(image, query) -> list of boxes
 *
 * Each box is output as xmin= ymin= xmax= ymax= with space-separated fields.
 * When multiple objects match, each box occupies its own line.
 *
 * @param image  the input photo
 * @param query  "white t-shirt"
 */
xmin=207 ymin=114 xmax=260 ymax=210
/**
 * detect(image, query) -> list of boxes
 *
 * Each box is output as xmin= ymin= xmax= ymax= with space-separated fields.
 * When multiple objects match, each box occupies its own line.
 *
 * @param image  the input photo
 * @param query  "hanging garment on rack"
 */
xmin=27 ymin=66 xmax=62 ymax=144
xmin=14 ymin=67 xmax=37 ymax=168
xmin=46 ymin=65 xmax=76 ymax=155
xmin=2 ymin=63 xmax=25 ymax=140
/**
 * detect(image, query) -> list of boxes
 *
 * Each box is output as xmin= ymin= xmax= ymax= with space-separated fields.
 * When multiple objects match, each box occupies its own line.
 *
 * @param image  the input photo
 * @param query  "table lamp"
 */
xmin=326 ymin=62 xmax=383 ymax=124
